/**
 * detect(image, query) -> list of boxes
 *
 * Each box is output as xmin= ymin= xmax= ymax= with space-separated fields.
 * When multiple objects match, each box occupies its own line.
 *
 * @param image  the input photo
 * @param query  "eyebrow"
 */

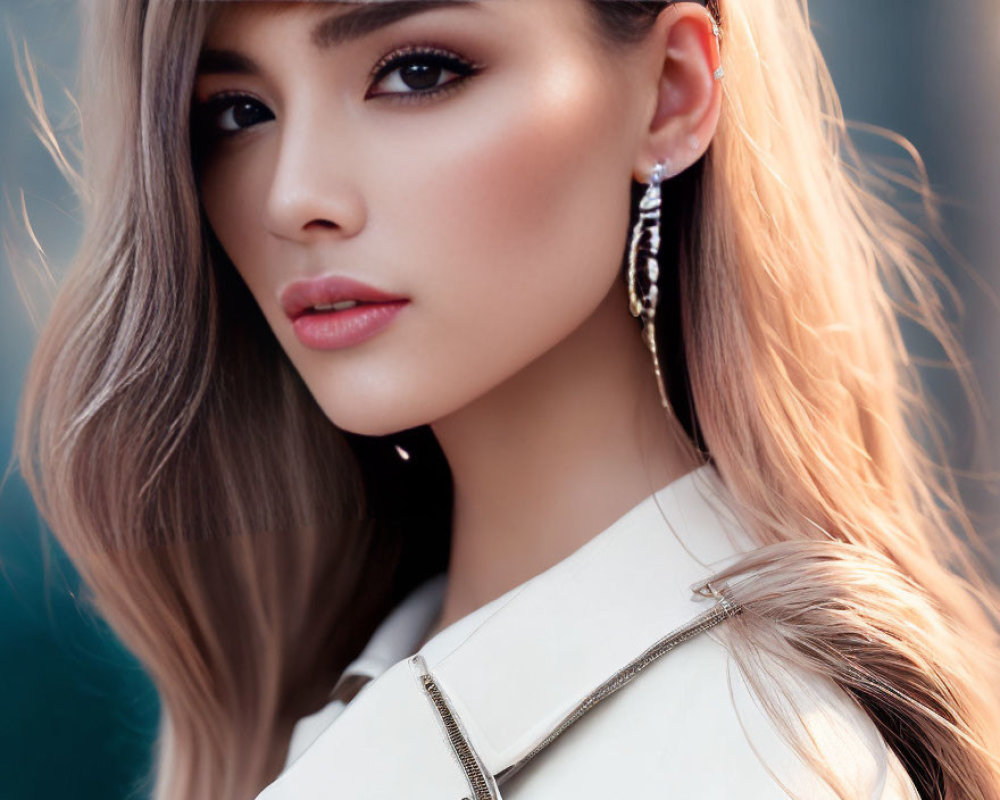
xmin=197 ymin=0 xmax=479 ymax=77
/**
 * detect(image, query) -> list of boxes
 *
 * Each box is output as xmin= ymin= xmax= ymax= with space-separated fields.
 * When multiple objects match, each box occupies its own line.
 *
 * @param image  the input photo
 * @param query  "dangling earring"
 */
xmin=627 ymin=161 xmax=672 ymax=414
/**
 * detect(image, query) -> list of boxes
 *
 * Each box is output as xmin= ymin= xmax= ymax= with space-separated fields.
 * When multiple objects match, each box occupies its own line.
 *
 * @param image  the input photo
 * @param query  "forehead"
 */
xmin=199 ymin=0 xmax=595 ymax=48
xmin=203 ymin=1 xmax=486 ymax=47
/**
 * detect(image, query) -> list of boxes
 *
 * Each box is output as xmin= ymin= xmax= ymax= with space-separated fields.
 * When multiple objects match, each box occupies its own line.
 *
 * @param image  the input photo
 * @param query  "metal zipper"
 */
xmin=414 ymin=656 xmax=503 ymax=800
xmin=411 ymin=595 xmax=741 ymax=796
xmin=493 ymin=596 xmax=743 ymax=785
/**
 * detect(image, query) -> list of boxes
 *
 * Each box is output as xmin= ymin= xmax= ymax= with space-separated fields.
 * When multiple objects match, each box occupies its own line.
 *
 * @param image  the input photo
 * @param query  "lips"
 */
xmin=280 ymin=274 xmax=409 ymax=321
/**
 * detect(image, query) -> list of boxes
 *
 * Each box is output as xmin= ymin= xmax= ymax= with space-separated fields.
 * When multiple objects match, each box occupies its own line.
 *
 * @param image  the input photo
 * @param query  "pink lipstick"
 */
xmin=280 ymin=275 xmax=409 ymax=351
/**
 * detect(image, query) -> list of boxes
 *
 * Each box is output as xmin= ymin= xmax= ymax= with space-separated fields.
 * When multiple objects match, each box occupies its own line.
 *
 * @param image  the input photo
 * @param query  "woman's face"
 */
xmin=195 ymin=0 xmax=652 ymax=436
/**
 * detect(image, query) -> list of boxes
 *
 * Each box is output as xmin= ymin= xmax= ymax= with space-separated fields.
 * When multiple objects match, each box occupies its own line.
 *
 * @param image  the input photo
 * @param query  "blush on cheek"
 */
xmin=438 ymin=60 xmax=630 ymax=291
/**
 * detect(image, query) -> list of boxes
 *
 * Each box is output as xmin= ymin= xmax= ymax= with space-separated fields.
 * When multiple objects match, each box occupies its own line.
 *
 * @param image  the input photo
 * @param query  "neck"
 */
xmin=426 ymin=279 xmax=698 ymax=640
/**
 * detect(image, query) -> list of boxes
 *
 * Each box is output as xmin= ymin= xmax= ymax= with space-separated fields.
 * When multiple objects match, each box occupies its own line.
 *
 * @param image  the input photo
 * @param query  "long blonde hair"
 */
xmin=12 ymin=0 xmax=1000 ymax=797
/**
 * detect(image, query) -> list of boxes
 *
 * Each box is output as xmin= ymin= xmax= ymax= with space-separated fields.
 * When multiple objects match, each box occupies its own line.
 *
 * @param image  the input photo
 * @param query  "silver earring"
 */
xmin=627 ymin=161 xmax=672 ymax=413
xmin=711 ymin=15 xmax=724 ymax=81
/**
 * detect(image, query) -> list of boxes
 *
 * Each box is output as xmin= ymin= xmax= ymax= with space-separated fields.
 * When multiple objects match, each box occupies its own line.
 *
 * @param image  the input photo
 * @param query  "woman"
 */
xmin=14 ymin=0 xmax=1000 ymax=797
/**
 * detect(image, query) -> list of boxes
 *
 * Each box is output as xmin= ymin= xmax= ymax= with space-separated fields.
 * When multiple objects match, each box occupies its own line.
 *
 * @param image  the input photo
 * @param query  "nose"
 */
xmin=263 ymin=108 xmax=367 ymax=243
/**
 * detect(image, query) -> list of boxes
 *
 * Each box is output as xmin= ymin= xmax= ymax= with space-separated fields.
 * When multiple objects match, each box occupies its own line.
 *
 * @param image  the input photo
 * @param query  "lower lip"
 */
xmin=291 ymin=301 xmax=409 ymax=350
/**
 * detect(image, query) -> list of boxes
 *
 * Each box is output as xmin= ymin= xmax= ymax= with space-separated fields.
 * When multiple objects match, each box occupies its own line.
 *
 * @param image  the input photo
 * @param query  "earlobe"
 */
xmin=634 ymin=5 xmax=724 ymax=182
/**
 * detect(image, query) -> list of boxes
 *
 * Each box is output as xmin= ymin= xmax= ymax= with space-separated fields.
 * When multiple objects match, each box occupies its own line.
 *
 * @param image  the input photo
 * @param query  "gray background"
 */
xmin=2 ymin=1 xmax=998 ymax=797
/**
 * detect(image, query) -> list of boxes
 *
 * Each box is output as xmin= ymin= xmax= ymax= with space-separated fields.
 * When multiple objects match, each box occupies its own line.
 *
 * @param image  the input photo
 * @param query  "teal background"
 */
xmin=1 ymin=2 xmax=162 ymax=797
xmin=2 ymin=1 xmax=998 ymax=798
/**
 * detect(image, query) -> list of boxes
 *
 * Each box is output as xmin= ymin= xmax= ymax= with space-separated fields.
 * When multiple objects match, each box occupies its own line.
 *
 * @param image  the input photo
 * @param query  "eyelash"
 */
xmin=367 ymin=43 xmax=482 ymax=102
xmin=197 ymin=43 xmax=482 ymax=138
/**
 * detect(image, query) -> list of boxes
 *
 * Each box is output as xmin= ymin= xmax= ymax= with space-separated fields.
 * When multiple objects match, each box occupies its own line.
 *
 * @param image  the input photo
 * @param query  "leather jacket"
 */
xmin=257 ymin=464 xmax=919 ymax=799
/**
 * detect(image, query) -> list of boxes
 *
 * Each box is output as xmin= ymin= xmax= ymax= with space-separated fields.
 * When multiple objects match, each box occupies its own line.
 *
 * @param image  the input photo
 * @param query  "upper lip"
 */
xmin=279 ymin=274 xmax=409 ymax=321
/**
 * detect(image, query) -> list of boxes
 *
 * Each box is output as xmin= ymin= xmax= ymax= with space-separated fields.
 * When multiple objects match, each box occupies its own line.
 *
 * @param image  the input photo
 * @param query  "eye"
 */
xmin=366 ymin=45 xmax=481 ymax=101
xmin=196 ymin=93 xmax=275 ymax=137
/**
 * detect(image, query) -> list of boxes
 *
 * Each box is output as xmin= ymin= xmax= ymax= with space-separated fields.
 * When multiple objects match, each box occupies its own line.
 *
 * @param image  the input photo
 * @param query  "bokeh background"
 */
xmin=2 ymin=1 xmax=998 ymax=797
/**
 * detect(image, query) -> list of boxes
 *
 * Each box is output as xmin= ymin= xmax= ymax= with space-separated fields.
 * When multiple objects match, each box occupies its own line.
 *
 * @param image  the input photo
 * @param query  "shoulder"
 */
xmin=500 ymin=627 xmax=920 ymax=799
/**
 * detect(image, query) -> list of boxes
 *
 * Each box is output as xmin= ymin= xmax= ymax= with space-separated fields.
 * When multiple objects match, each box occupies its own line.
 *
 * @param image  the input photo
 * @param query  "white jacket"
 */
xmin=257 ymin=464 xmax=919 ymax=799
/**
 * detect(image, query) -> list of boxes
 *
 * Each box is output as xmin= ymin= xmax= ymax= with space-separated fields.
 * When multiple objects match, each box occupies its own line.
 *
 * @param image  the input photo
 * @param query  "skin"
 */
xmin=195 ymin=0 xmax=723 ymax=640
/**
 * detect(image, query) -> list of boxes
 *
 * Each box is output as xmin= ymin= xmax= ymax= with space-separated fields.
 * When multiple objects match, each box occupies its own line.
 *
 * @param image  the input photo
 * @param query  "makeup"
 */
xmin=281 ymin=275 xmax=410 ymax=350
xmin=291 ymin=301 xmax=409 ymax=350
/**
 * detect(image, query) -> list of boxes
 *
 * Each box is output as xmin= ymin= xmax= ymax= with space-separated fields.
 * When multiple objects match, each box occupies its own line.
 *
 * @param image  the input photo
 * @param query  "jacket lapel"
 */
xmin=258 ymin=463 xmax=757 ymax=799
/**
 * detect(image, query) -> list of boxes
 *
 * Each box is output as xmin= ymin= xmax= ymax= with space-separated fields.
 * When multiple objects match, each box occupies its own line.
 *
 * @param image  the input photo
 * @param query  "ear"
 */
xmin=633 ymin=4 xmax=723 ymax=182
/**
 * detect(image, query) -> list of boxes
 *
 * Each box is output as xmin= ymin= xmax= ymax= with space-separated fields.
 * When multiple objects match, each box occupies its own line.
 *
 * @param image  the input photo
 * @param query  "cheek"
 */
xmin=198 ymin=145 xmax=274 ymax=293
xmin=378 ymin=58 xmax=634 ymax=368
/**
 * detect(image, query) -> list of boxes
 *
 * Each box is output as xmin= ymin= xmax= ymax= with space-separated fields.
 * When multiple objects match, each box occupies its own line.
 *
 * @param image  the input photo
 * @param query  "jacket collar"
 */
xmin=414 ymin=461 xmax=756 ymax=777
xmin=263 ymin=462 xmax=758 ymax=798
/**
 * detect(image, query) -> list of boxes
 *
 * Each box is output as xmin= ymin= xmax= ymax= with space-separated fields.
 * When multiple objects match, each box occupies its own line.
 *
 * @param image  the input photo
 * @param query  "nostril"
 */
xmin=306 ymin=219 xmax=337 ymax=230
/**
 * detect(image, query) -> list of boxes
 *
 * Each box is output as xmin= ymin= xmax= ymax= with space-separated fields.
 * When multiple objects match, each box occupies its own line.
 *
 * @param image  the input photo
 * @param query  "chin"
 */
xmin=330 ymin=414 xmax=426 ymax=439
xmin=300 ymin=349 xmax=529 ymax=438
xmin=311 ymin=387 xmax=442 ymax=439
xmin=317 ymin=402 xmax=420 ymax=439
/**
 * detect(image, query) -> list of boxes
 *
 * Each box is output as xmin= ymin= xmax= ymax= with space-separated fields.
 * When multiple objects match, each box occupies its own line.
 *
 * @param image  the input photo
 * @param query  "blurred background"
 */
xmin=1 ymin=1 xmax=998 ymax=797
